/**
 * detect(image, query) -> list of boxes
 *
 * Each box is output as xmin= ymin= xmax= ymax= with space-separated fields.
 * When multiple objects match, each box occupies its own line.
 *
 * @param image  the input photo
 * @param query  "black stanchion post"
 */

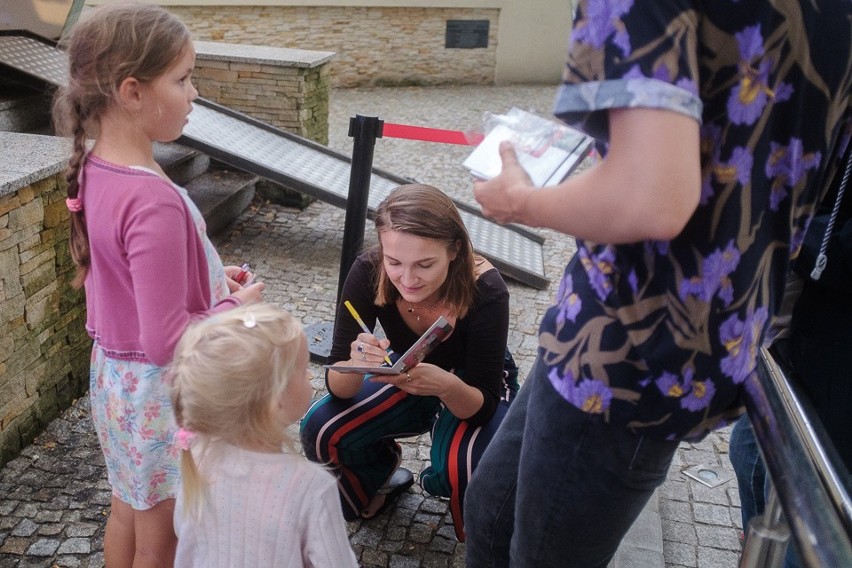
xmin=307 ymin=115 xmax=383 ymax=362
xmin=337 ymin=115 xmax=383 ymax=301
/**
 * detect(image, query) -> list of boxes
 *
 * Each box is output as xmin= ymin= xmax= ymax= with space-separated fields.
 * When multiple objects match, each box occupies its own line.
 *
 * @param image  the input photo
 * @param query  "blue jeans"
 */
xmin=464 ymin=356 xmax=679 ymax=568
xmin=729 ymin=415 xmax=766 ymax=530
xmin=729 ymin=415 xmax=801 ymax=568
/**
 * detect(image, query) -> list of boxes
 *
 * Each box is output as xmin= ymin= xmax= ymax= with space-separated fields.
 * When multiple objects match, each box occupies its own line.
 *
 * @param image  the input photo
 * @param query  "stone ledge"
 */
xmin=0 ymin=133 xmax=67 ymax=198
xmin=194 ymin=40 xmax=335 ymax=69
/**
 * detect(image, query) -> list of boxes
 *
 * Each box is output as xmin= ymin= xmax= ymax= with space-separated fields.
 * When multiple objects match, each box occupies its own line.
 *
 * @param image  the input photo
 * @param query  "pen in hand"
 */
xmin=343 ymin=301 xmax=395 ymax=366
xmin=235 ymin=263 xmax=253 ymax=286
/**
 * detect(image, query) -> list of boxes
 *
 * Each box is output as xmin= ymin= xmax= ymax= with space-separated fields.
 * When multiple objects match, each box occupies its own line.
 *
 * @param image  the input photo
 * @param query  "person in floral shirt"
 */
xmin=464 ymin=1 xmax=851 ymax=566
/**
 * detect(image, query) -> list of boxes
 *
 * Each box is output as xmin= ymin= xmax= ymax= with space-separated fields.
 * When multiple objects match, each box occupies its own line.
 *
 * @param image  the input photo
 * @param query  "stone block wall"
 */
xmin=193 ymin=41 xmax=334 ymax=144
xmin=0 ymin=170 xmax=90 ymax=468
xmin=173 ymin=6 xmax=499 ymax=88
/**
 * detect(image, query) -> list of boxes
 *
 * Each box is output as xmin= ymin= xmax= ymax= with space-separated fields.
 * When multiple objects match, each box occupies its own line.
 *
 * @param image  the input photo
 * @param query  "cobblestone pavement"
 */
xmin=0 ymin=85 xmax=744 ymax=567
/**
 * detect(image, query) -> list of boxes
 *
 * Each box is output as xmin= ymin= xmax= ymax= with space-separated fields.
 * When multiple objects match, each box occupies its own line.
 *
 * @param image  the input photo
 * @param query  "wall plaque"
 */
xmin=445 ymin=20 xmax=489 ymax=49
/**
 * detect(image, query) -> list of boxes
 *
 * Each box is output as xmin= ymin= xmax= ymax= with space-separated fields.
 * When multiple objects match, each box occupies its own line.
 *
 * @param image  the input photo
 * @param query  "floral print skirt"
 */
xmin=89 ymin=342 xmax=180 ymax=510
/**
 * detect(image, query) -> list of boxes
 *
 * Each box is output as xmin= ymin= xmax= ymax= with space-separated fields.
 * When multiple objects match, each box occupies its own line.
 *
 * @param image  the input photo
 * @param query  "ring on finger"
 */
xmin=361 ymin=353 xmax=367 ymax=361
xmin=357 ymin=342 xmax=364 ymax=353
xmin=405 ymin=372 xmax=412 ymax=383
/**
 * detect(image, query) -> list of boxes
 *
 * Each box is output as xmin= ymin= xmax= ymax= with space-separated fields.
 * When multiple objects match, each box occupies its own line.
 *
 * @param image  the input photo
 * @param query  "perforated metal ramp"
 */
xmin=0 ymin=33 xmax=548 ymax=289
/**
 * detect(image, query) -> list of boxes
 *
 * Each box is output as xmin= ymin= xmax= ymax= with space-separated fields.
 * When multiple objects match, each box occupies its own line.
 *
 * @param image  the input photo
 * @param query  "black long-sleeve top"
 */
xmin=328 ymin=251 xmax=510 ymax=427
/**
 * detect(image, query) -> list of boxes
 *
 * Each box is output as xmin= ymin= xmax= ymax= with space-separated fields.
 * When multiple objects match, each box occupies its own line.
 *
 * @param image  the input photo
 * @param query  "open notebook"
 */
xmin=324 ymin=316 xmax=453 ymax=375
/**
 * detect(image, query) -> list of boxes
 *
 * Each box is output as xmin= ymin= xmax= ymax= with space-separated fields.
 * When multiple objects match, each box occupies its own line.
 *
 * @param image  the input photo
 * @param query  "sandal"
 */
xmin=361 ymin=467 xmax=414 ymax=519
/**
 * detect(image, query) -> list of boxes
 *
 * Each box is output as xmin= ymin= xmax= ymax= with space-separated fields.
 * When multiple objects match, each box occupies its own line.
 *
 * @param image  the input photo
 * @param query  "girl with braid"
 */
xmin=52 ymin=3 xmax=264 ymax=566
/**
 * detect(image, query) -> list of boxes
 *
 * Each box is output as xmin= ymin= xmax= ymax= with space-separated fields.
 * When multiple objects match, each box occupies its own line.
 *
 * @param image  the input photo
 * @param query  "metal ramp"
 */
xmin=0 ymin=33 xmax=549 ymax=289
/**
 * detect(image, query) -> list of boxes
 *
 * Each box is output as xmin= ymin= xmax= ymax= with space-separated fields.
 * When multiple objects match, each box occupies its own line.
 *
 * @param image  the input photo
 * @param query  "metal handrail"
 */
xmin=738 ymin=346 xmax=852 ymax=567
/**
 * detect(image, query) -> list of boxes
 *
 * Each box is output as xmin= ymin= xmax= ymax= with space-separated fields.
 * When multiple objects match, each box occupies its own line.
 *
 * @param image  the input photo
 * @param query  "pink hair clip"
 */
xmin=65 ymin=197 xmax=83 ymax=212
xmin=174 ymin=428 xmax=197 ymax=451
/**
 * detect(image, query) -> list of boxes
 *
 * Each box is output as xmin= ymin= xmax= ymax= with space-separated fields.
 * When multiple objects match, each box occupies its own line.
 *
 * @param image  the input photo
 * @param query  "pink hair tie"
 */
xmin=65 ymin=197 xmax=83 ymax=212
xmin=174 ymin=428 xmax=197 ymax=451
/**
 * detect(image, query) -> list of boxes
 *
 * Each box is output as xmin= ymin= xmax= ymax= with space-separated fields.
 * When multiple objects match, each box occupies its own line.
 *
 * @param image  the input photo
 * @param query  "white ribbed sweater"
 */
xmin=174 ymin=445 xmax=357 ymax=567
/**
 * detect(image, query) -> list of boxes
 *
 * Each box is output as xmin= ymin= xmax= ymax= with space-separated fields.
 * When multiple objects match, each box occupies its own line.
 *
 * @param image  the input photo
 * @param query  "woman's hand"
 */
xmin=326 ymin=333 xmax=392 ymax=399
xmin=370 ymin=363 xmax=484 ymax=420
xmin=474 ymin=109 xmax=701 ymax=243
xmin=349 ymin=333 xmax=392 ymax=366
xmin=371 ymin=363 xmax=449 ymax=397
xmin=473 ymin=141 xmax=537 ymax=226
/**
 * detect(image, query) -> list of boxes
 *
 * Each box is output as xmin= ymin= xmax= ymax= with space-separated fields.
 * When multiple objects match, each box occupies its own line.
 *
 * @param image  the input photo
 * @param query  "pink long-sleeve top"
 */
xmin=81 ymin=156 xmax=238 ymax=367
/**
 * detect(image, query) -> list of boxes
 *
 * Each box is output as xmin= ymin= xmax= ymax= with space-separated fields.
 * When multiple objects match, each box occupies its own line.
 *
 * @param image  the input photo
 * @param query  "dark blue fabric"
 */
xmin=465 ymin=357 xmax=678 ymax=568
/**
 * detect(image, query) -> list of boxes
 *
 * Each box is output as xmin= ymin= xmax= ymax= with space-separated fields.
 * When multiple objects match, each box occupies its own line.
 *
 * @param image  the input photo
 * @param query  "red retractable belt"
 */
xmin=381 ymin=122 xmax=484 ymax=146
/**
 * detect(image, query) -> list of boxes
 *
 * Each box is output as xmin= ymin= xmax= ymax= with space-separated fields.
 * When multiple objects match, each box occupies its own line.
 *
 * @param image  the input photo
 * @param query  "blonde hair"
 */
xmin=373 ymin=184 xmax=478 ymax=318
xmin=52 ymin=1 xmax=192 ymax=287
xmin=169 ymin=303 xmax=307 ymax=518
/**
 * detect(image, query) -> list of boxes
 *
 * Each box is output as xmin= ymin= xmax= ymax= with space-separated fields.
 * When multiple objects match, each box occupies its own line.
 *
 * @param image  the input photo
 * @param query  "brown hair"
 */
xmin=52 ymin=1 xmax=191 ymax=287
xmin=373 ymin=184 xmax=478 ymax=318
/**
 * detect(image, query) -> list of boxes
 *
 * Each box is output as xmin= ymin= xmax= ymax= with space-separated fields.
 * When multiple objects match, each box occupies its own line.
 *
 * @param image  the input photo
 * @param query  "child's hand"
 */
xmin=230 ymin=281 xmax=265 ymax=304
xmin=224 ymin=264 xmax=254 ymax=292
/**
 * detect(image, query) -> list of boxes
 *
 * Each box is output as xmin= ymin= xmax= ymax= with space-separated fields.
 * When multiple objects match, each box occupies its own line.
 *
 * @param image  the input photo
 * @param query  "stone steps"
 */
xmin=154 ymin=141 xmax=259 ymax=236
xmin=183 ymin=163 xmax=258 ymax=236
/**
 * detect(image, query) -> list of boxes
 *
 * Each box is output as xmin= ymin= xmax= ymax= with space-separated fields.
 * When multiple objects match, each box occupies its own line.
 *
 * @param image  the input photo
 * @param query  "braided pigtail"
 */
xmin=64 ymin=99 xmax=91 ymax=288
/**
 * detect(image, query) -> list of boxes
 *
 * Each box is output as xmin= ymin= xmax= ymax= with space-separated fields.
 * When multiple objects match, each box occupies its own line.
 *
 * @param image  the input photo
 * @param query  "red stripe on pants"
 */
xmin=328 ymin=389 xmax=409 ymax=508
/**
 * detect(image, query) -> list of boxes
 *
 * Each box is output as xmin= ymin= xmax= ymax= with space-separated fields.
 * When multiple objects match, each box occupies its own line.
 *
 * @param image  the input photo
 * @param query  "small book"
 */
xmin=324 ymin=315 xmax=453 ymax=375
xmin=463 ymin=107 xmax=594 ymax=187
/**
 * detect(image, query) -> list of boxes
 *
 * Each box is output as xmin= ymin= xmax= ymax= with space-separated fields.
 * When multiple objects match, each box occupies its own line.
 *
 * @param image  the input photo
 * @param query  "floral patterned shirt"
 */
xmin=542 ymin=0 xmax=851 ymax=440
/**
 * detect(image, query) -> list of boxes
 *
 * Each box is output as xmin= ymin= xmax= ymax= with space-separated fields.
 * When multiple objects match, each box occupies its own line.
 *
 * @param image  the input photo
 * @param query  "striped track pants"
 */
xmin=300 ymin=359 xmax=517 ymax=541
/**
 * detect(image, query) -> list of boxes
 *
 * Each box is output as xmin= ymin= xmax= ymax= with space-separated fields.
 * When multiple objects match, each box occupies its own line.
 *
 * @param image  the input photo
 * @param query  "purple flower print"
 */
xmin=652 ymin=64 xmax=671 ymax=83
xmin=624 ymin=64 xmax=645 ymax=80
xmin=678 ymin=240 xmax=741 ymax=307
xmin=655 ymin=371 xmax=687 ymax=398
xmin=676 ymin=77 xmax=699 ymax=97
xmin=645 ymin=240 xmax=669 ymax=257
xmin=720 ymin=307 xmax=769 ymax=384
xmin=736 ymin=25 xmax=764 ymax=61
xmin=549 ymin=367 xmax=613 ymax=414
xmin=575 ymin=379 xmax=614 ymax=413
xmin=654 ymin=368 xmax=716 ymax=412
xmin=706 ymin=146 xmax=753 ymax=204
xmin=766 ymin=138 xmax=821 ymax=210
xmin=555 ymin=274 xmax=582 ymax=325
xmin=580 ymin=246 xmax=616 ymax=301
xmin=573 ymin=0 xmax=634 ymax=56
xmin=681 ymin=378 xmax=716 ymax=411
xmin=628 ymin=270 xmax=639 ymax=295
xmin=727 ymin=25 xmax=793 ymax=126
xmin=718 ymin=147 xmax=753 ymax=186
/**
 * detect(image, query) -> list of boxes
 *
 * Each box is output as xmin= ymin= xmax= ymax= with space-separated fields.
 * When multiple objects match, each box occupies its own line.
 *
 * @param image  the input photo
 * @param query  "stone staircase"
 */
xmin=1 ymin=83 xmax=258 ymax=237
xmin=153 ymin=142 xmax=258 ymax=236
